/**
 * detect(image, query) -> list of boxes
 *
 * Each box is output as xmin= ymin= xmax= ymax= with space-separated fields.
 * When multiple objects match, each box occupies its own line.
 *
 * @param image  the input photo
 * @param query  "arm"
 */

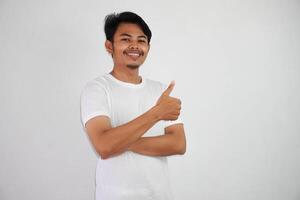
xmin=85 ymin=106 xmax=160 ymax=159
xmin=128 ymin=123 xmax=186 ymax=156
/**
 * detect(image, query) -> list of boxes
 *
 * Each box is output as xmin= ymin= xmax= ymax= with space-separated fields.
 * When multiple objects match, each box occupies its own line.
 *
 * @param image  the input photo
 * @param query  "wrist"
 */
xmin=127 ymin=145 xmax=133 ymax=151
xmin=149 ymin=105 xmax=161 ymax=122
xmin=128 ymin=141 xmax=138 ymax=152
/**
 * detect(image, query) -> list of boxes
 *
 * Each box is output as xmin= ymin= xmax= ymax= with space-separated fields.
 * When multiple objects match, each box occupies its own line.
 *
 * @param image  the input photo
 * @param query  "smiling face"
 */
xmin=105 ymin=23 xmax=150 ymax=69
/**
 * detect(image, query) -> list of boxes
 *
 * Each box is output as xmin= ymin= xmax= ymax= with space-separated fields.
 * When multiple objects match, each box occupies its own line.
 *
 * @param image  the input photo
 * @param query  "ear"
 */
xmin=105 ymin=40 xmax=113 ymax=55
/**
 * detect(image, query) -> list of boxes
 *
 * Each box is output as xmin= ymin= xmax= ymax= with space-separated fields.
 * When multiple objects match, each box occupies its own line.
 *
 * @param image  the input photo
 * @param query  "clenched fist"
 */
xmin=155 ymin=81 xmax=181 ymax=121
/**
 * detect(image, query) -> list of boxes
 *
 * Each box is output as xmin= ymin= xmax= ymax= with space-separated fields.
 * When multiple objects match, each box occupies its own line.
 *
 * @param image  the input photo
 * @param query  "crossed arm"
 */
xmin=128 ymin=123 xmax=186 ymax=157
xmin=85 ymin=106 xmax=186 ymax=159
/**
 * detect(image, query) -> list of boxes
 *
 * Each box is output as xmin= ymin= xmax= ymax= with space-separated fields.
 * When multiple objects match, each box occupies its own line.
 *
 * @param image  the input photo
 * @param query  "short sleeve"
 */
xmin=160 ymin=82 xmax=184 ymax=128
xmin=80 ymin=81 xmax=111 ymax=128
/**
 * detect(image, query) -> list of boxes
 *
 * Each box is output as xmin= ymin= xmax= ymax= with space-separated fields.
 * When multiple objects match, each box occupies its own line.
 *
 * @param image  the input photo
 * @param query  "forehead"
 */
xmin=114 ymin=23 xmax=146 ymax=37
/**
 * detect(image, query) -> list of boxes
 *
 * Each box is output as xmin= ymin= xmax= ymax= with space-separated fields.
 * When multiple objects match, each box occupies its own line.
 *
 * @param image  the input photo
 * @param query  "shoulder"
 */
xmin=81 ymin=74 xmax=110 ymax=97
xmin=83 ymin=74 xmax=110 ymax=90
xmin=145 ymin=78 xmax=167 ymax=91
xmin=85 ymin=75 xmax=108 ymax=88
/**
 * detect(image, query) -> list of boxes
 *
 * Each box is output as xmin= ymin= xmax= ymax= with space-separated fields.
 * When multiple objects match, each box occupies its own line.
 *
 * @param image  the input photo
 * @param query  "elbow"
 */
xmin=96 ymin=146 xmax=112 ymax=160
xmin=99 ymin=151 xmax=110 ymax=160
xmin=178 ymin=145 xmax=186 ymax=155
xmin=177 ymin=141 xmax=186 ymax=155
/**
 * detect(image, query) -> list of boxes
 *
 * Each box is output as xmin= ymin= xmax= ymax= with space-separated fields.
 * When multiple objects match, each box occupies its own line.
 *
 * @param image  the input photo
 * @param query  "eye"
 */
xmin=138 ymin=40 xmax=146 ymax=43
xmin=121 ymin=38 xmax=130 ymax=42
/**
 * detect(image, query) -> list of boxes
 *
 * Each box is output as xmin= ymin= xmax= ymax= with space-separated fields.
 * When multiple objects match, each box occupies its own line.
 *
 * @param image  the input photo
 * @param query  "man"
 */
xmin=80 ymin=11 xmax=186 ymax=200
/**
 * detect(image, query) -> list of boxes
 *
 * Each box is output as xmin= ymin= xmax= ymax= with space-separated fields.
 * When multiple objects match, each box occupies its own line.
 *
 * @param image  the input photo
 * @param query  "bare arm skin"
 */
xmin=85 ymin=107 xmax=160 ymax=159
xmin=127 ymin=123 xmax=186 ymax=156
xmin=85 ymin=81 xmax=182 ymax=159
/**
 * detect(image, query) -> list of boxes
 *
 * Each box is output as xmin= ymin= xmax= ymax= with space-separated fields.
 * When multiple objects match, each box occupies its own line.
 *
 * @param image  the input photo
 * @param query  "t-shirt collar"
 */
xmin=105 ymin=73 xmax=146 ymax=89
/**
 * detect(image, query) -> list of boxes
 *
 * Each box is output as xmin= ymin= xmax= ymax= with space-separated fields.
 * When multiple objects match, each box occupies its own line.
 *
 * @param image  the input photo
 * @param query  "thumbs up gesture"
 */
xmin=155 ymin=81 xmax=181 ymax=121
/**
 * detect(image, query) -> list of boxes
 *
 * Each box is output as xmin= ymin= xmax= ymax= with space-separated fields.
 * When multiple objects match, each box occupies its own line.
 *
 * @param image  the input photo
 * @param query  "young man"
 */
xmin=80 ymin=11 xmax=186 ymax=200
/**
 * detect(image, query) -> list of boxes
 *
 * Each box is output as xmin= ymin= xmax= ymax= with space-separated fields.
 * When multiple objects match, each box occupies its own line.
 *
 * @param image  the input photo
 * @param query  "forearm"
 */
xmin=128 ymin=134 xmax=185 ymax=157
xmin=99 ymin=106 xmax=160 ymax=159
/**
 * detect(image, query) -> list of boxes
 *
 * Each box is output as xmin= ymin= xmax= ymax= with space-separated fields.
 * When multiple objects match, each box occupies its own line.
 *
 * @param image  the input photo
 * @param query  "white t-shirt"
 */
xmin=80 ymin=73 xmax=183 ymax=200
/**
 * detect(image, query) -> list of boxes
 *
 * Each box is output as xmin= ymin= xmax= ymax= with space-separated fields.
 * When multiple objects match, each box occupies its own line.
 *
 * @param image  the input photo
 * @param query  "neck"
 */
xmin=110 ymin=65 xmax=142 ymax=84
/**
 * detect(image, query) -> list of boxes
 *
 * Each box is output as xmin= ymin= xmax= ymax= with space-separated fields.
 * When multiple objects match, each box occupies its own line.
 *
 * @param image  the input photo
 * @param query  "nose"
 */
xmin=129 ymin=40 xmax=139 ymax=49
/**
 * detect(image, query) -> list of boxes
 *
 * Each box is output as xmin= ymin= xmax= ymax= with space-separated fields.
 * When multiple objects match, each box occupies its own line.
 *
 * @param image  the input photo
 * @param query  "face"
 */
xmin=105 ymin=23 xmax=150 ymax=69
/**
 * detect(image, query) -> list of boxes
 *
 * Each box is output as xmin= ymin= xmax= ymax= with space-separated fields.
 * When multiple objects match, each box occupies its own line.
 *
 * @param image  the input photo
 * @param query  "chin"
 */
xmin=126 ymin=64 xmax=140 ymax=69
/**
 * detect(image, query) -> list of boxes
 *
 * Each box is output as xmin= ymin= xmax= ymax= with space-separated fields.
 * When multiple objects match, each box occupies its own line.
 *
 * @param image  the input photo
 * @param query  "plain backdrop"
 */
xmin=0 ymin=0 xmax=299 ymax=199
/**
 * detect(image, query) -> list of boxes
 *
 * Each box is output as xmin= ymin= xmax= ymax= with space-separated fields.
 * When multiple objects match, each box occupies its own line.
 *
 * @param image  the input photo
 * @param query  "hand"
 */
xmin=155 ymin=81 xmax=181 ymax=121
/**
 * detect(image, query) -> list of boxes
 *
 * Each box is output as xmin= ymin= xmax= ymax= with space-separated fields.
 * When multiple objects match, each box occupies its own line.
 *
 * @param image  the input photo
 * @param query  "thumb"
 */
xmin=162 ymin=80 xmax=175 ymax=96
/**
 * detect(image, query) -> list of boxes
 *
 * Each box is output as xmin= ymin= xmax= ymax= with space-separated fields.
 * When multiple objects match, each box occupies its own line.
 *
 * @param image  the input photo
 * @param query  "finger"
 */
xmin=162 ymin=80 xmax=175 ymax=96
xmin=176 ymin=98 xmax=182 ymax=105
xmin=170 ymin=114 xmax=179 ymax=120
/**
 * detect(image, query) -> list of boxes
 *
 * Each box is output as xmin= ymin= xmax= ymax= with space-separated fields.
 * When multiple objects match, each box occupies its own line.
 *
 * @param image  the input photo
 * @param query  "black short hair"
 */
xmin=104 ymin=11 xmax=152 ymax=44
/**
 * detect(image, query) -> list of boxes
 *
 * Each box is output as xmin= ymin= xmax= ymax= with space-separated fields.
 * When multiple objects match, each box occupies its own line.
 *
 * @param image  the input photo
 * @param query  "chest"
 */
xmin=109 ymin=87 xmax=157 ymax=122
xmin=108 ymin=87 xmax=166 ymax=136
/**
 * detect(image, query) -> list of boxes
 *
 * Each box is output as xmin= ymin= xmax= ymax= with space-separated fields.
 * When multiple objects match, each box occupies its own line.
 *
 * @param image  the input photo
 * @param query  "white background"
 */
xmin=1 ymin=0 xmax=300 ymax=199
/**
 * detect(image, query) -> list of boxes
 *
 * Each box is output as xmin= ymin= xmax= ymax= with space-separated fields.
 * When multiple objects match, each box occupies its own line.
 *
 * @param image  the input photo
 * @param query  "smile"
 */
xmin=127 ymin=52 xmax=140 ymax=56
xmin=124 ymin=50 xmax=143 ymax=60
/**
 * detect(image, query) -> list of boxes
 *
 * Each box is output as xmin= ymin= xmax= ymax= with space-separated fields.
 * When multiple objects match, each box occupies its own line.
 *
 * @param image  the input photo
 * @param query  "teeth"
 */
xmin=127 ymin=53 xmax=140 ymax=57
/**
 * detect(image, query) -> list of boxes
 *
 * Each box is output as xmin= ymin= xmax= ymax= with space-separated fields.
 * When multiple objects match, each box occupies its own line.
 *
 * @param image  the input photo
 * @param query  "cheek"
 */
xmin=113 ymin=43 xmax=126 ymax=51
xmin=142 ymin=47 xmax=150 ymax=56
xmin=113 ymin=47 xmax=125 ymax=57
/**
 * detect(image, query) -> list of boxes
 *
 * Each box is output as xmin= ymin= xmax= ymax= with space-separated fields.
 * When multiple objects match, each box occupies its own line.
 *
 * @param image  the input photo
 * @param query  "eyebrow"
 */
xmin=119 ymin=33 xmax=147 ymax=39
